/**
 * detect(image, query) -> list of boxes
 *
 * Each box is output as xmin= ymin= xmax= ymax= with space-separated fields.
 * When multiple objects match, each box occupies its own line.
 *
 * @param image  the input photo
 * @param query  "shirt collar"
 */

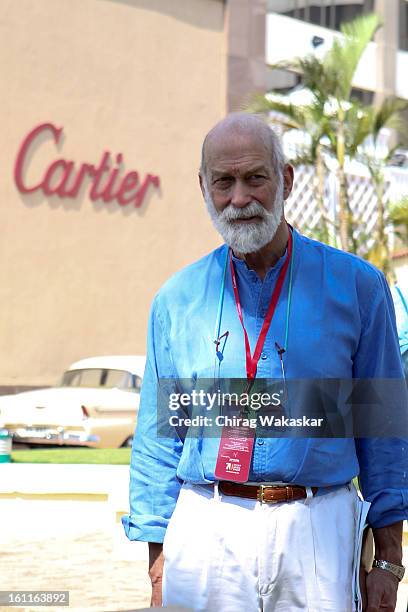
xmin=230 ymin=226 xmax=296 ymax=280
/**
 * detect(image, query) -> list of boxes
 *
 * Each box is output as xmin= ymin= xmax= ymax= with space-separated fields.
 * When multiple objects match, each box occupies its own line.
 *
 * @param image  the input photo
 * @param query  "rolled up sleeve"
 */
xmin=122 ymin=296 xmax=183 ymax=543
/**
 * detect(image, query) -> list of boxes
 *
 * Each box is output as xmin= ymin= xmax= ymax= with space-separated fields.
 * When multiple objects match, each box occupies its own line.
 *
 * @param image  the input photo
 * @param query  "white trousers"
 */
xmin=162 ymin=482 xmax=362 ymax=612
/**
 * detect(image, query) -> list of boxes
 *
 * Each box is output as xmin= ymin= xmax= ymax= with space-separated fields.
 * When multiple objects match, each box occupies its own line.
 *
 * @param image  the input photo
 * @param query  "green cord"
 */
xmin=284 ymin=236 xmax=295 ymax=352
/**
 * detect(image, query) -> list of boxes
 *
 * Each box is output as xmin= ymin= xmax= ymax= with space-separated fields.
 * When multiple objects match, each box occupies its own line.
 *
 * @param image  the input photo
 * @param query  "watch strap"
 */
xmin=372 ymin=559 xmax=405 ymax=581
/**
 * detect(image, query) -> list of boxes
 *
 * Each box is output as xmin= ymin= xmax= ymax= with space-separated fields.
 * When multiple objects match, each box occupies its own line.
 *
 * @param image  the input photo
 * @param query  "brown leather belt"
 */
xmin=218 ymin=481 xmax=318 ymax=503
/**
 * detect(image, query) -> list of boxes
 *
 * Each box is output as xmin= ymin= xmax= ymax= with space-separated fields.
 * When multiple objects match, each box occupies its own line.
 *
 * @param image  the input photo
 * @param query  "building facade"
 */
xmin=0 ymin=0 xmax=267 ymax=389
xmin=1 ymin=0 xmax=407 ymax=389
xmin=266 ymin=0 xmax=408 ymax=106
xmin=265 ymin=0 xmax=408 ymax=280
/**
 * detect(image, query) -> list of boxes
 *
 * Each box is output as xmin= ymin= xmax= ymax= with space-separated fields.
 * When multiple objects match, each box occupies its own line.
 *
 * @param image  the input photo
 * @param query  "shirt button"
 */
xmin=257 ymin=439 xmax=264 ymax=446
xmin=261 ymin=353 xmax=268 ymax=360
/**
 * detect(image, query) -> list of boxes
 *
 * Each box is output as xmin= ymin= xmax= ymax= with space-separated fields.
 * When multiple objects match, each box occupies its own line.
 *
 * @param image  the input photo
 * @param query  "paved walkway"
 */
xmin=0 ymin=496 xmax=150 ymax=612
xmin=0 ymin=528 xmax=150 ymax=612
xmin=0 ymin=465 xmax=149 ymax=611
xmin=0 ymin=464 xmax=406 ymax=611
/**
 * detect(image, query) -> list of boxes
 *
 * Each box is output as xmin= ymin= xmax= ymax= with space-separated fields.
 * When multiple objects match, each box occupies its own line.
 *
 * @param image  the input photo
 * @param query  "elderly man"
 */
xmin=123 ymin=114 xmax=407 ymax=611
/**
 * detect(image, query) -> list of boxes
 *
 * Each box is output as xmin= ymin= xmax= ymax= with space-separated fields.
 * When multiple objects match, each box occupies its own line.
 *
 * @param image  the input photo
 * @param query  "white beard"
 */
xmin=204 ymin=182 xmax=284 ymax=254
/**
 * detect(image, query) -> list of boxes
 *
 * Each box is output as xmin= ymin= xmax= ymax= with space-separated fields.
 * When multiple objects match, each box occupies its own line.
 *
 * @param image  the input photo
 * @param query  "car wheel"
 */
xmin=121 ymin=436 xmax=133 ymax=448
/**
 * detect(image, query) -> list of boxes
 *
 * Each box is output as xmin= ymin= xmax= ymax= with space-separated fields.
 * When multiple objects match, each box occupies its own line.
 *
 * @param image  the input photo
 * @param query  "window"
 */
xmin=61 ymin=368 xmax=136 ymax=390
xmin=350 ymin=88 xmax=374 ymax=104
xmin=268 ymin=1 xmax=375 ymax=31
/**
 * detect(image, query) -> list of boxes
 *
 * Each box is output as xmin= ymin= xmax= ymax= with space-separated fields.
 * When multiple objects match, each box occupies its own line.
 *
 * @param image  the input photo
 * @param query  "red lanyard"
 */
xmin=229 ymin=230 xmax=293 ymax=381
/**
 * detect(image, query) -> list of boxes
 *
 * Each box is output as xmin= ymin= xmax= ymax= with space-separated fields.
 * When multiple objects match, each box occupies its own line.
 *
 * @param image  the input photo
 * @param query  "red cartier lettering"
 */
xmin=100 ymin=153 xmax=123 ymax=203
xmin=42 ymin=159 xmax=75 ymax=196
xmin=89 ymin=152 xmax=111 ymax=201
xmin=117 ymin=171 xmax=140 ymax=205
xmin=63 ymin=163 xmax=96 ymax=198
xmin=14 ymin=122 xmax=160 ymax=208
xmin=14 ymin=123 xmax=63 ymax=193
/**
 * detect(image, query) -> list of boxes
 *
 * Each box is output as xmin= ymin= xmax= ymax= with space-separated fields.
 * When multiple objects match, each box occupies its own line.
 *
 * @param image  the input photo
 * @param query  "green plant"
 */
xmin=248 ymin=13 xmax=408 ymax=276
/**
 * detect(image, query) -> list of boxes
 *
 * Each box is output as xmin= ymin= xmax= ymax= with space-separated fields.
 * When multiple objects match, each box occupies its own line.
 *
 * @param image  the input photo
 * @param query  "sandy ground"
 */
xmin=0 ymin=497 xmax=406 ymax=612
xmin=0 ymin=529 xmax=150 ymax=612
xmin=0 ymin=498 xmax=151 ymax=612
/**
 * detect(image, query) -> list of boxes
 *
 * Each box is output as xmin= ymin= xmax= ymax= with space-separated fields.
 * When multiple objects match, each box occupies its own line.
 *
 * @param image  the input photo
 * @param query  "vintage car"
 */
xmin=0 ymin=355 xmax=146 ymax=448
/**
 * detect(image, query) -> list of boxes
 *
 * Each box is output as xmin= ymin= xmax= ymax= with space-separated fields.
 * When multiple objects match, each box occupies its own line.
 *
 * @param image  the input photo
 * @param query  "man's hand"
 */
xmin=361 ymin=567 xmax=399 ymax=611
xmin=361 ymin=521 xmax=403 ymax=611
xmin=148 ymin=542 xmax=164 ymax=607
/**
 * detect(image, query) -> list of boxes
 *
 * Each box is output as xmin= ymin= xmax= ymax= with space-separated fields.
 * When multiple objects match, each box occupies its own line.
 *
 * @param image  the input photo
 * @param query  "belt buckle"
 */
xmin=257 ymin=485 xmax=266 ymax=503
xmin=256 ymin=484 xmax=280 ymax=504
xmin=257 ymin=484 xmax=289 ymax=504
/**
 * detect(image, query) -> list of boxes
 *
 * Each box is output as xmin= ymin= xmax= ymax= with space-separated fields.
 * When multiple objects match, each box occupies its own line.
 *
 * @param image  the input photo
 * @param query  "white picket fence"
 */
xmin=285 ymin=162 xmax=408 ymax=251
xmin=269 ymin=116 xmax=408 ymax=251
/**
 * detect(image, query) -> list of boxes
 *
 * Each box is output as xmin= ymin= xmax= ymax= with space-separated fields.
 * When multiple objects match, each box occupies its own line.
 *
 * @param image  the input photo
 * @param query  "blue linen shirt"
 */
xmin=122 ymin=229 xmax=408 ymax=542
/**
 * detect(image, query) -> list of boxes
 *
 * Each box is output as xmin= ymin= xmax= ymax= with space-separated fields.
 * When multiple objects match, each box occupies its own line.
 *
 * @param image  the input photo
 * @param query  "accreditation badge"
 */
xmin=214 ymin=421 xmax=255 ymax=482
xmin=214 ymin=378 xmax=256 ymax=482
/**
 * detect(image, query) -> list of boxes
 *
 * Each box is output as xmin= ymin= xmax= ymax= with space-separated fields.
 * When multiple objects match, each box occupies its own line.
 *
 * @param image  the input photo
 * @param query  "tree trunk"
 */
xmin=337 ymin=164 xmax=351 ymax=252
xmin=336 ymin=111 xmax=357 ymax=253
xmin=314 ymin=144 xmax=330 ymax=243
xmin=336 ymin=113 xmax=349 ymax=251
xmin=375 ymin=176 xmax=392 ymax=280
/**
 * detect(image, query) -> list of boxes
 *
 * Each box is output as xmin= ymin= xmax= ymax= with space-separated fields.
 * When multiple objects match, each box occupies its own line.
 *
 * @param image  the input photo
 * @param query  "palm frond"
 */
xmin=372 ymin=98 xmax=408 ymax=140
xmin=343 ymin=103 xmax=373 ymax=156
xmin=324 ymin=13 xmax=380 ymax=101
xmin=389 ymin=197 xmax=408 ymax=233
xmin=247 ymin=95 xmax=307 ymax=129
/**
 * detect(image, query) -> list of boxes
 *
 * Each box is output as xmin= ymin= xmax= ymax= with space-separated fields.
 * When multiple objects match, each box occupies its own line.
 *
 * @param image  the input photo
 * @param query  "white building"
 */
xmin=263 ymin=0 xmax=408 ymax=282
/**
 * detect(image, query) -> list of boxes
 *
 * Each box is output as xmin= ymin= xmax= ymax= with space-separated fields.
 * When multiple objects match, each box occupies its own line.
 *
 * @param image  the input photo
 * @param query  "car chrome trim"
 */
xmin=11 ymin=428 xmax=100 ymax=446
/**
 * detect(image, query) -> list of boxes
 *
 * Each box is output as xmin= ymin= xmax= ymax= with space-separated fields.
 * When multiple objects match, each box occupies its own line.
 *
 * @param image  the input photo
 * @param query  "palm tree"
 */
xmin=252 ymin=13 xmax=381 ymax=252
xmin=248 ymin=94 xmax=334 ymax=243
xmin=356 ymin=98 xmax=408 ymax=276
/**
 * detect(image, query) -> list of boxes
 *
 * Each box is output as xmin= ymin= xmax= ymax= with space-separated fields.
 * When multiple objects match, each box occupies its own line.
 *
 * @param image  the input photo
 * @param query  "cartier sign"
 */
xmin=14 ymin=122 xmax=160 ymax=207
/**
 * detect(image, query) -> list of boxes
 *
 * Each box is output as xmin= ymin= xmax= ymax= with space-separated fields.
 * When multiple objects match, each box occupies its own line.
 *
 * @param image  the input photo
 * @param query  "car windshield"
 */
xmin=60 ymin=368 xmax=139 ymax=391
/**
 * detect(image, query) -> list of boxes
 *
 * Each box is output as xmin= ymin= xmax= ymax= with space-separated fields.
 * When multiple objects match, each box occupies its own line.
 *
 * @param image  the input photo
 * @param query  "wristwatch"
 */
xmin=372 ymin=559 xmax=406 ymax=581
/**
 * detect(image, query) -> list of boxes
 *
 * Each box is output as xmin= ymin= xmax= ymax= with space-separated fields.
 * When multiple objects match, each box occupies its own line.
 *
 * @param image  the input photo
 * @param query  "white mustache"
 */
xmin=220 ymin=202 xmax=269 ymax=222
xmin=203 ymin=179 xmax=284 ymax=254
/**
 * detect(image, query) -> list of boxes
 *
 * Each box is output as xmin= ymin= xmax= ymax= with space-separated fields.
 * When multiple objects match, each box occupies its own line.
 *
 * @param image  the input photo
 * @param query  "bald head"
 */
xmin=200 ymin=113 xmax=285 ymax=180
